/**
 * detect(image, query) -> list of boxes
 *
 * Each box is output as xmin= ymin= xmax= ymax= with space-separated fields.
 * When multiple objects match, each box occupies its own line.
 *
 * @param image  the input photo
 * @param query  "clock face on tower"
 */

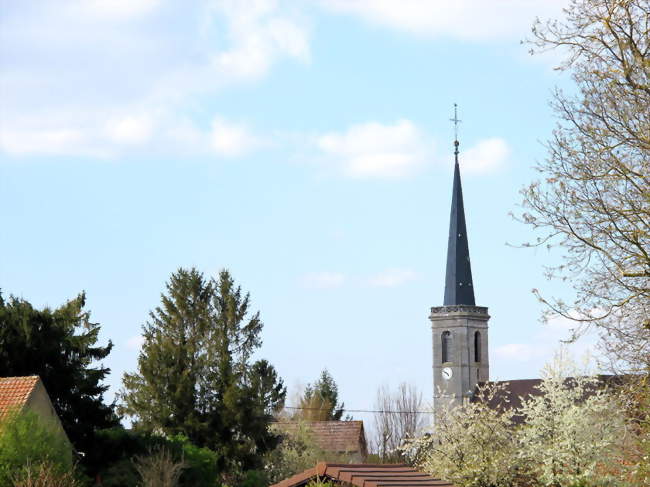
xmin=442 ymin=367 xmax=453 ymax=380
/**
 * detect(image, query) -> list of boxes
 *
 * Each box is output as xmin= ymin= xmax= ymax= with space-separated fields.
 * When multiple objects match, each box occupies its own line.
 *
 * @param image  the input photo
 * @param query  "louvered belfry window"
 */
xmin=442 ymin=331 xmax=451 ymax=363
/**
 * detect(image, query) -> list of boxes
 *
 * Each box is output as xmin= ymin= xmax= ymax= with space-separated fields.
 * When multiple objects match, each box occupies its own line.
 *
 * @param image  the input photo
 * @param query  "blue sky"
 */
xmin=0 ymin=0 xmax=599 ymax=427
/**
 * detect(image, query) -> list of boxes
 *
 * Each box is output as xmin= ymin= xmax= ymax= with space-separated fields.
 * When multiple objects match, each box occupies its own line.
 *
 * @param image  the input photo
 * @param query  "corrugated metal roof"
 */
xmin=271 ymin=462 xmax=454 ymax=487
xmin=0 ymin=376 xmax=40 ymax=419
xmin=273 ymin=421 xmax=366 ymax=454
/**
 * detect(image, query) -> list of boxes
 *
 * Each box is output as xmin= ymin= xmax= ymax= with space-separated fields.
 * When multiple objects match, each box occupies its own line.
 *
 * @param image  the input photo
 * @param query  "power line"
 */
xmin=282 ymin=406 xmax=434 ymax=415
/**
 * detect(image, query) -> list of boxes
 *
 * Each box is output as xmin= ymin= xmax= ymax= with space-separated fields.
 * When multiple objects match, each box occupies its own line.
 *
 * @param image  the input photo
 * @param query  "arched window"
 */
xmin=474 ymin=331 xmax=481 ymax=363
xmin=441 ymin=331 xmax=451 ymax=363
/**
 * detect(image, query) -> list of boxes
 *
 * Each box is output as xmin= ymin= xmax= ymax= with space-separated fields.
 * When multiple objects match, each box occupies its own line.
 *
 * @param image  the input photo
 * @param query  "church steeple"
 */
xmin=429 ymin=105 xmax=489 ymax=416
xmin=443 ymin=106 xmax=475 ymax=306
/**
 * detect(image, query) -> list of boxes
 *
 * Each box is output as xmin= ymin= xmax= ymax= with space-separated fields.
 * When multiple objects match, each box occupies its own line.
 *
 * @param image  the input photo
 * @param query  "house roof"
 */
xmin=274 ymin=421 xmax=367 ymax=454
xmin=270 ymin=462 xmax=454 ymax=487
xmin=476 ymin=375 xmax=625 ymax=424
xmin=0 ymin=376 xmax=40 ymax=419
xmin=479 ymin=378 xmax=543 ymax=412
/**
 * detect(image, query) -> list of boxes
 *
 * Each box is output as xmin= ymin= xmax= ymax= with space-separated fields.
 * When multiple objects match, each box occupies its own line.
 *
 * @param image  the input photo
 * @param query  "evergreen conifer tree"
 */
xmin=121 ymin=268 xmax=213 ymax=437
xmin=120 ymin=268 xmax=286 ymax=481
xmin=298 ymin=369 xmax=345 ymax=421
xmin=0 ymin=292 xmax=118 ymax=464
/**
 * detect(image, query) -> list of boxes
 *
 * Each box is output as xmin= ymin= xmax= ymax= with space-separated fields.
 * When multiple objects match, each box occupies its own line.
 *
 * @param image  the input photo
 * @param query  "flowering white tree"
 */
xmin=407 ymin=354 xmax=632 ymax=487
xmin=403 ymin=383 xmax=530 ymax=487
xmin=519 ymin=0 xmax=650 ymax=372
xmin=517 ymin=355 xmax=626 ymax=487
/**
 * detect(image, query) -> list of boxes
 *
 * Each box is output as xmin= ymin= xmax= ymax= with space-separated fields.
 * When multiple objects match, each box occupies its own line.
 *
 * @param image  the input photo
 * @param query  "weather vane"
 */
xmin=450 ymin=103 xmax=462 ymax=155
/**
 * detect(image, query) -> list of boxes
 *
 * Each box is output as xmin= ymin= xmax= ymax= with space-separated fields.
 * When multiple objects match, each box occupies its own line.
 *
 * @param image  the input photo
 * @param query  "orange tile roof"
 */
xmin=0 ymin=376 xmax=40 ymax=419
xmin=274 ymin=421 xmax=367 ymax=454
xmin=271 ymin=462 xmax=454 ymax=487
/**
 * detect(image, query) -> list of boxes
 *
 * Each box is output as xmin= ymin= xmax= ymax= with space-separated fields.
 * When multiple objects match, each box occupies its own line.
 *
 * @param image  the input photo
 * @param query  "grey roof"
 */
xmin=474 ymin=375 xmax=625 ymax=425
xmin=443 ymin=141 xmax=476 ymax=306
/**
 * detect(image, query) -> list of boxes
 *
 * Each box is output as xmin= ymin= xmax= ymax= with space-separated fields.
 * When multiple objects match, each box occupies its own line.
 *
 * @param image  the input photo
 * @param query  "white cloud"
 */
xmin=126 ymin=335 xmax=145 ymax=350
xmin=210 ymin=117 xmax=259 ymax=157
xmin=79 ymin=0 xmax=161 ymax=20
xmin=0 ymin=128 xmax=82 ymax=156
xmin=315 ymin=119 xmax=509 ymax=179
xmin=107 ymin=115 xmax=154 ymax=145
xmin=213 ymin=3 xmax=310 ymax=80
xmin=460 ymin=138 xmax=510 ymax=174
xmin=0 ymin=0 xmax=309 ymax=158
xmin=301 ymin=271 xmax=346 ymax=289
xmin=367 ymin=268 xmax=418 ymax=287
xmin=319 ymin=0 xmax=566 ymax=41
xmin=316 ymin=119 xmax=431 ymax=179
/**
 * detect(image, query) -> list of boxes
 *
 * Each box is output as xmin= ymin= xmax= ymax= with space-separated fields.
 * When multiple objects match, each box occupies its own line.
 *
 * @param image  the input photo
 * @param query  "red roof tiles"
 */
xmin=271 ymin=462 xmax=454 ymax=487
xmin=0 ymin=376 xmax=40 ymax=419
xmin=274 ymin=421 xmax=367 ymax=455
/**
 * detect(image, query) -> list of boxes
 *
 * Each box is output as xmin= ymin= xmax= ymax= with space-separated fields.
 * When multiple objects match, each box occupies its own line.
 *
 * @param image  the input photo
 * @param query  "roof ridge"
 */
xmin=270 ymin=462 xmax=452 ymax=487
xmin=0 ymin=375 xmax=40 ymax=380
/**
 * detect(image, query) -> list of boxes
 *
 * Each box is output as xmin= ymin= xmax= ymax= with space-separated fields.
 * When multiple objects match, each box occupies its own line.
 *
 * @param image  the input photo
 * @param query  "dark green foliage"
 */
xmin=120 ymin=268 xmax=286 ymax=483
xmin=239 ymin=470 xmax=268 ymax=487
xmin=0 ymin=292 xmax=118 ymax=469
xmin=99 ymin=458 xmax=141 ymax=487
xmin=0 ymin=410 xmax=73 ymax=487
xmin=299 ymin=369 xmax=346 ymax=421
xmin=168 ymin=435 xmax=220 ymax=487
xmin=247 ymin=360 xmax=286 ymax=415
xmin=92 ymin=427 xmax=222 ymax=487
xmin=121 ymin=269 xmax=213 ymax=438
xmin=90 ymin=427 xmax=165 ymax=486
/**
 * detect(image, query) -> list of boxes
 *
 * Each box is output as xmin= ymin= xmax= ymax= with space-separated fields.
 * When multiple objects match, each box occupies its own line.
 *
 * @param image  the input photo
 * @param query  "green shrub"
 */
xmin=168 ymin=434 xmax=220 ymax=487
xmin=0 ymin=410 xmax=73 ymax=487
xmin=98 ymin=458 xmax=140 ymax=487
xmin=239 ymin=469 xmax=268 ymax=487
xmin=91 ymin=426 xmax=167 ymax=485
xmin=93 ymin=428 xmax=222 ymax=487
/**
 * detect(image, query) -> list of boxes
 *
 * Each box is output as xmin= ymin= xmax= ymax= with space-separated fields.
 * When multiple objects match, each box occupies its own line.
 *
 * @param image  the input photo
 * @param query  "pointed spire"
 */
xmin=443 ymin=105 xmax=475 ymax=306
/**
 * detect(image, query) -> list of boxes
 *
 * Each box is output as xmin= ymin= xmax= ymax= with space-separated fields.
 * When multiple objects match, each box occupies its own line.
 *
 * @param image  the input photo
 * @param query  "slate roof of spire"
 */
xmin=443 ymin=140 xmax=476 ymax=306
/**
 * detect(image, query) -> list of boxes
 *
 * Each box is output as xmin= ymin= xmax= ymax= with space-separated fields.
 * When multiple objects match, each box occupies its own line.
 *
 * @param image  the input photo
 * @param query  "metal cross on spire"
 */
xmin=450 ymin=103 xmax=462 ymax=156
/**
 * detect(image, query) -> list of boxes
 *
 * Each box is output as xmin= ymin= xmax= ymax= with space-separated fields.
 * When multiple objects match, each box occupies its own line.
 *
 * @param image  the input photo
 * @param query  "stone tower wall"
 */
xmin=429 ymin=305 xmax=490 ymax=413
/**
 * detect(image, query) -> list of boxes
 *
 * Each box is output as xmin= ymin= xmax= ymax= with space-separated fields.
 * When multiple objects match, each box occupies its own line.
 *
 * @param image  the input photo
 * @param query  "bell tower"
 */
xmin=429 ymin=105 xmax=490 ymax=414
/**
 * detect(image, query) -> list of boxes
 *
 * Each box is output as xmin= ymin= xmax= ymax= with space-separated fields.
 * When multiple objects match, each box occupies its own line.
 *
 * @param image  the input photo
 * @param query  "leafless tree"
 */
xmin=372 ymin=383 xmax=425 ymax=462
xmin=12 ymin=462 xmax=83 ymax=487
xmin=134 ymin=448 xmax=185 ymax=487
xmin=519 ymin=0 xmax=650 ymax=372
